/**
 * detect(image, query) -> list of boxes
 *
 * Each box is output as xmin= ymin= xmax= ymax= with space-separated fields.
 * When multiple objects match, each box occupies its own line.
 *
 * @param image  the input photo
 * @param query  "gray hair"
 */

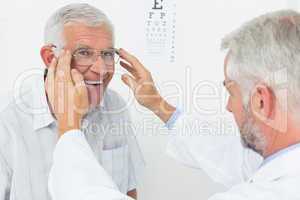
xmin=222 ymin=10 xmax=300 ymax=113
xmin=44 ymin=3 xmax=114 ymax=49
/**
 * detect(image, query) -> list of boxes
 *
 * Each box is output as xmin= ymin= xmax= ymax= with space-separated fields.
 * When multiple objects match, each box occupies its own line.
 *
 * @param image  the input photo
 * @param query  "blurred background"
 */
xmin=0 ymin=0 xmax=299 ymax=199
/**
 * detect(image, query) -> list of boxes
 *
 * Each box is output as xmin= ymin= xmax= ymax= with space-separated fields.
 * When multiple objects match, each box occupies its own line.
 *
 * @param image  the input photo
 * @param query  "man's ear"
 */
xmin=40 ymin=45 xmax=55 ymax=68
xmin=250 ymin=84 xmax=275 ymax=121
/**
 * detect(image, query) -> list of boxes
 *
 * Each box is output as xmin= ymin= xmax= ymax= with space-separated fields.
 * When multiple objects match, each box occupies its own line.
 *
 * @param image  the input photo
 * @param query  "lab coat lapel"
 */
xmin=249 ymin=147 xmax=300 ymax=183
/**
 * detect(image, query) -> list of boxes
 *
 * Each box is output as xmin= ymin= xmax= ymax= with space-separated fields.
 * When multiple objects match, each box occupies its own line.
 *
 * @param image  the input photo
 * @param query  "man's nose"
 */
xmin=89 ymin=57 xmax=107 ymax=75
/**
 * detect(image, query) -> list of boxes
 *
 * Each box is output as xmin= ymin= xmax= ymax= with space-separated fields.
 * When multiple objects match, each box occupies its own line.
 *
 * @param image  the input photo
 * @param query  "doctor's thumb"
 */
xmin=121 ymin=74 xmax=137 ymax=91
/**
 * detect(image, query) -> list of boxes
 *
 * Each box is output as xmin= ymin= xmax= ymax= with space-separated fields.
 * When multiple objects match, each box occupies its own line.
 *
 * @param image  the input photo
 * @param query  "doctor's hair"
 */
xmin=221 ymin=10 xmax=300 ymax=113
xmin=44 ymin=3 xmax=115 ymax=52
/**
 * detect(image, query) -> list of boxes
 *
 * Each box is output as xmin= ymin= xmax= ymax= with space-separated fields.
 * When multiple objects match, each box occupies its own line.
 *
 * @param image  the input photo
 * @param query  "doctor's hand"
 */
xmin=45 ymin=49 xmax=89 ymax=136
xmin=119 ymin=48 xmax=175 ymax=123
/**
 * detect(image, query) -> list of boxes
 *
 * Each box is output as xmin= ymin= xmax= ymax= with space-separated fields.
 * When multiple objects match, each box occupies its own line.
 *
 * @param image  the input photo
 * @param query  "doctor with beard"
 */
xmin=48 ymin=10 xmax=300 ymax=200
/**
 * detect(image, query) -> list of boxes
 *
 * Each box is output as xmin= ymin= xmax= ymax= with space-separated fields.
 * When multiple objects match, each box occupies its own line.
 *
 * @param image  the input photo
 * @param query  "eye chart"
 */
xmin=145 ymin=0 xmax=177 ymax=63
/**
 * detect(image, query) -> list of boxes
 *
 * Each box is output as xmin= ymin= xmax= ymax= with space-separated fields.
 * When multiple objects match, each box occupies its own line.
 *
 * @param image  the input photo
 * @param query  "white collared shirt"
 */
xmin=0 ymin=73 xmax=145 ymax=200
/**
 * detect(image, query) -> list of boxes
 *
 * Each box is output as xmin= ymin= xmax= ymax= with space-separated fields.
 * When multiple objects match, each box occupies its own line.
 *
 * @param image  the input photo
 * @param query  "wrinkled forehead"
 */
xmin=62 ymin=22 xmax=113 ymax=47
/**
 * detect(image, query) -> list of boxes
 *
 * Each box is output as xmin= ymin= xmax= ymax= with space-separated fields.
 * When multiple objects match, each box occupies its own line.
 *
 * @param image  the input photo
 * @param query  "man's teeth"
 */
xmin=84 ymin=80 xmax=103 ymax=85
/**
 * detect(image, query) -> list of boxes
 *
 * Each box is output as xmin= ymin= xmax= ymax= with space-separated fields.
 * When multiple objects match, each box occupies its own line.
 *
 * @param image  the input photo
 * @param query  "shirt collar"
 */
xmin=100 ymin=94 xmax=105 ymax=108
xmin=249 ymin=143 xmax=300 ymax=182
xmin=261 ymin=142 xmax=300 ymax=168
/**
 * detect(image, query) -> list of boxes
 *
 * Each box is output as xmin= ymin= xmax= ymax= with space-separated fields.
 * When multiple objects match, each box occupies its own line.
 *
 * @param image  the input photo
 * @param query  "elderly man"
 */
xmin=49 ymin=10 xmax=300 ymax=200
xmin=0 ymin=3 xmax=144 ymax=200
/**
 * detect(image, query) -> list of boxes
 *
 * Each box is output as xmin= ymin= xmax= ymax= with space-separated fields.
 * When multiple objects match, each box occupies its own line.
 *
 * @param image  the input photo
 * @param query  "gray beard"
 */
xmin=240 ymin=106 xmax=267 ymax=156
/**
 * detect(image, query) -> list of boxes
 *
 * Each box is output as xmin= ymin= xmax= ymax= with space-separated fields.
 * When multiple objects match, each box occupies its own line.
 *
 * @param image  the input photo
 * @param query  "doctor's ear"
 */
xmin=40 ymin=45 xmax=56 ymax=68
xmin=250 ymin=84 xmax=275 ymax=121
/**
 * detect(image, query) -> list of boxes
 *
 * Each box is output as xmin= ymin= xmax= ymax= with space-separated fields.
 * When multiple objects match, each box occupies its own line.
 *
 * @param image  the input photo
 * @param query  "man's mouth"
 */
xmin=84 ymin=80 xmax=103 ymax=85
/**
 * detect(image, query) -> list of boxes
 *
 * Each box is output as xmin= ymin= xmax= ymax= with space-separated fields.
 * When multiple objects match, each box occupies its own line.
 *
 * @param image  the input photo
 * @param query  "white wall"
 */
xmin=0 ymin=0 xmax=298 ymax=199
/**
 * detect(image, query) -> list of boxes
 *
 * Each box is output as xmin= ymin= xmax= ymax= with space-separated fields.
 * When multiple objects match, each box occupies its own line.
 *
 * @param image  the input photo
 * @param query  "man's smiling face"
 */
xmin=62 ymin=22 xmax=115 ymax=108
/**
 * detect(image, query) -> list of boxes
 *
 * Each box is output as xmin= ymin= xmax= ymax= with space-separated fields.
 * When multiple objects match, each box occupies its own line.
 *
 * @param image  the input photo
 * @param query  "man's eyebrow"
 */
xmin=74 ymin=44 xmax=114 ymax=50
xmin=74 ymin=44 xmax=92 ymax=49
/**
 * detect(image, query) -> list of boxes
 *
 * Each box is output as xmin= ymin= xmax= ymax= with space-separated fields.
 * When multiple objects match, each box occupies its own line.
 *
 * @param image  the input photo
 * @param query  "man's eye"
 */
xmin=77 ymin=49 xmax=93 ymax=57
xmin=103 ymin=51 xmax=114 ymax=57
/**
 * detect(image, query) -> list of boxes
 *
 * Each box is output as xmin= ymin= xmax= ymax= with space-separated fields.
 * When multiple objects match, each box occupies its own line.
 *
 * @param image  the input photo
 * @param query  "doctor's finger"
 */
xmin=57 ymin=50 xmax=72 ymax=81
xmin=45 ymin=57 xmax=57 ymax=105
xmin=119 ymin=49 xmax=148 ymax=75
xmin=120 ymin=60 xmax=139 ymax=78
xmin=121 ymin=74 xmax=137 ymax=91
xmin=47 ymin=57 xmax=57 ymax=83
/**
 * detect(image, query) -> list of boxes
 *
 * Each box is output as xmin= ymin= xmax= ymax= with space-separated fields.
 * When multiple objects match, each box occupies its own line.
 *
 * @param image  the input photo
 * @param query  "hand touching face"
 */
xmin=45 ymin=49 xmax=89 ymax=136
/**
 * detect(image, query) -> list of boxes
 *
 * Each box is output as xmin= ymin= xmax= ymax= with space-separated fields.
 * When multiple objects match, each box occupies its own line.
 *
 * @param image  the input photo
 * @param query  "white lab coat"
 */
xmin=48 ymin=130 xmax=132 ymax=200
xmin=167 ymin=114 xmax=300 ymax=199
xmin=166 ymin=113 xmax=263 ymax=187
xmin=48 ymin=114 xmax=300 ymax=200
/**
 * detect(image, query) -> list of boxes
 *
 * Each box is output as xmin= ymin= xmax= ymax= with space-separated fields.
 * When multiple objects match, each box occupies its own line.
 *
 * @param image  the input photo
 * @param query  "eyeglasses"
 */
xmin=72 ymin=47 xmax=120 ymax=67
xmin=51 ymin=45 xmax=120 ymax=67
